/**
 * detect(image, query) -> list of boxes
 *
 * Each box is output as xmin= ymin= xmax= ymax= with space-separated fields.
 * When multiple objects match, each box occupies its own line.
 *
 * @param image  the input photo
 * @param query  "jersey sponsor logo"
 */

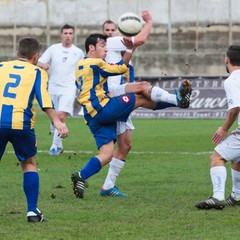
xmin=228 ymin=99 xmax=233 ymax=105
xmin=62 ymin=57 xmax=68 ymax=62
xmin=121 ymin=95 xmax=130 ymax=103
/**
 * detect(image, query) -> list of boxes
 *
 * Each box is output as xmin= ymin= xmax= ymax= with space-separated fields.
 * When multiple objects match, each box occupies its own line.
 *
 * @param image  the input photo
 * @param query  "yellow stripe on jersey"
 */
xmin=75 ymin=57 xmax=128 ymax=118
xmin=0 ymin=60 xmax=53 ymax=129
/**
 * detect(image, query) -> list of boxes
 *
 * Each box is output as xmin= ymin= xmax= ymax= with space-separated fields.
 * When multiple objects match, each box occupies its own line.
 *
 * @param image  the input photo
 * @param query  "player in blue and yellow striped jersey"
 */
xmin=71 ymin=33 xmax=192 ymax=199
xmin=0 ymin=37 xmax=68 ymax=222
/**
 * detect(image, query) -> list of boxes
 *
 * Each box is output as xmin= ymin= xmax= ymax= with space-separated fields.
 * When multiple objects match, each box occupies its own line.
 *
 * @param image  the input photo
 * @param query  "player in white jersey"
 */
xmin=38 ymin=24 xmax=84 ymax=156
xmin=196 ymin=45 xmax=240 ymax=209
xmin=99 ymin=10 xmax=153 ymax=197
xmin=102 ymin=20 xmax=117 ymax=37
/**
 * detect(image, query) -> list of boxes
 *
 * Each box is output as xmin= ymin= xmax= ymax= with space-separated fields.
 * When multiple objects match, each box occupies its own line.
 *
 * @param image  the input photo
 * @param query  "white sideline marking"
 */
xmin=6 ymin=150 xmax=212 ymax=155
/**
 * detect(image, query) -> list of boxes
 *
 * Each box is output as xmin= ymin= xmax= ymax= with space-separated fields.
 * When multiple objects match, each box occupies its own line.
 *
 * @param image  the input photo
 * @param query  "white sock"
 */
xmin=50 ymin=122 xmax=55 ymax=135
xmin=211 ymin=166 xmax=227 ymax=200
xmin=150 ymin=86 xmax=177 ymax=105
xmin=52 ymin=128 xmax=63 ymax=149
xmin=231 ymin=168 xmax=240 ymax=200
xmin=102 ymin=158 xmax=125 ymax=190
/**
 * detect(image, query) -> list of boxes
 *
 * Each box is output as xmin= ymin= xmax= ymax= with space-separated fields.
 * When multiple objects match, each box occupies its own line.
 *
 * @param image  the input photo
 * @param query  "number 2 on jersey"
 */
xmin=3 ymin=74 xmax=21 ymax=99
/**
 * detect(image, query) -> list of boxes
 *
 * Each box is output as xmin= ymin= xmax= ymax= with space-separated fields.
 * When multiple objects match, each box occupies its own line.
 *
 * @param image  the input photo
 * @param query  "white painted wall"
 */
xmin=0 ymin=0 xmax=239 ymax=26
xmin=0 ymin=0 xmax=238 ymax=76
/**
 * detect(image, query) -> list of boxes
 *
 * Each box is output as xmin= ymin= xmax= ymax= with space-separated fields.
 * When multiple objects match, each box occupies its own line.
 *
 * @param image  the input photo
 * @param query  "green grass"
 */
xmin=0 ymin=112 xmax=239 ymax=240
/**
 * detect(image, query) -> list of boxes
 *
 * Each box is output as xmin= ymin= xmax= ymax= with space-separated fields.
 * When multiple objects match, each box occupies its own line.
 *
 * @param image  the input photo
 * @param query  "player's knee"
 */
xmin=99 ymin=152 xmax=114 ymax=166
xmin=118 ymin=144 xmax=131 ymax=156
xmin=138 ymin=81 xmax=151 ymax=92
xmin=231 ymin=162 xmax=240 ymax=171
xmin=106 ymin=153 xmax=114 ymax=163
xmin=209 ymin=152 xmax=225 ymax=167
xmin=124 ymin=142 xmax=132 ymax=153
xmin=21 ymin=157 xmax=37 ymax=172
xmin=137 ymin=82 xmax=152 ymax=100
xmin=105 ymin=151 xmax=114 ymax=162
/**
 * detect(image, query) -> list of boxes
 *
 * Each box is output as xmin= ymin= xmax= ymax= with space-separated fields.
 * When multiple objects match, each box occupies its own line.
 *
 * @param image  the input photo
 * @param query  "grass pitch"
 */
xmin=0 ymin=113 xmax=240 ymax=240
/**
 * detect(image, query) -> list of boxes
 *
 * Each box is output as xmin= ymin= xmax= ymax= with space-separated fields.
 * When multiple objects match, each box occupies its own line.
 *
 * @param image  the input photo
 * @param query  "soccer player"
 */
xmin=37 ymin=24 xmax=84 ymax=156
xmin=102 ymin=20 xmax=117 ymax=37
xmin=195 ymin=45 xmax=240 ymax=210
xmin=71 ymin=33 xmax=192 ymax=199
xmin=100 ymin=10 xmax=161 ymax=197
xmin=0 ymin=37 xmax=69 ymax=222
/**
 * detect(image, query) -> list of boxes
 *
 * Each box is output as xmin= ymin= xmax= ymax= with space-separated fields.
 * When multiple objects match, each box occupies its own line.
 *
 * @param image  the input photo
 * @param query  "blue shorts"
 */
xmin=87 ymin=94 xmax=135 ymax=148
xmin=0 ymin=128 xmax=37 ymax=161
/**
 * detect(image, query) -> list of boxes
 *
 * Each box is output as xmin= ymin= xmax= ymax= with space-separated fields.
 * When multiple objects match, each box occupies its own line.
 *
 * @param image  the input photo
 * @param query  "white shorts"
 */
xmin=117 ymin=117 xmax=135 ymax=135
xmin=50 ymin=93 xmax=75 ymax=117
xmin=214 ymin=128 xmax=240 ymax=163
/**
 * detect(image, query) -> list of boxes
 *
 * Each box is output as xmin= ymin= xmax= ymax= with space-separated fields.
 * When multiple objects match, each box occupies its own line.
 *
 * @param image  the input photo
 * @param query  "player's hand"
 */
xmin=55 ymin=122 xmax=69 ymax=138
xmin=211 ymin=127 xmax=228 ymax=144
xmin=121 ymin=37 xmax=134 ymax=50
xmin=42 ymin=64 xmax=50 ymax=71
xmin=141 ymin=10 xmax=152 ymax=23
xmin=38 ymin=62 xmax=50 ymax=71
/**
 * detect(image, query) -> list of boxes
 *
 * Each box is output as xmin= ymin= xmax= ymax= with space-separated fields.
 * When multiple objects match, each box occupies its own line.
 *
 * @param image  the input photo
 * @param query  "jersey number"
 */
xmin=3 ymin=74 xmax=21 ymax=98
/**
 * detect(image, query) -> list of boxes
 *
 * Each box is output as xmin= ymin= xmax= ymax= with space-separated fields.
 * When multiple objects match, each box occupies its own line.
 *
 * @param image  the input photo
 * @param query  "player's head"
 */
xmin=85 ymin=33 xmax=107 ymax=58
xmin=102 ymin=20 xmax=117 ymax=37
xmin=17 ymin=37 xmax=42 ymax=64
xmin=60 ymin=24 xmax=75 ymax=46
xmin=61 ymin=24 xmax=75 ymax=33
xmin=225 ymin=45 xmax=240 ymax=73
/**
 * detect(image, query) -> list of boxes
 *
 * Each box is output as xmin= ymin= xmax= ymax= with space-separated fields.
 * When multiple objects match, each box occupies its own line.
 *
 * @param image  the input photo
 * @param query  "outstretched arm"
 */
xmin=134 ymin=10 xmax=152 ymax=46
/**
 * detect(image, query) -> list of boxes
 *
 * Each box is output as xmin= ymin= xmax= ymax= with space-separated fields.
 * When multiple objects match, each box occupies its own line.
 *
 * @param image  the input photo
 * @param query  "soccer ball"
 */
xmin=118 ymin=12 xmax=142 ymax=37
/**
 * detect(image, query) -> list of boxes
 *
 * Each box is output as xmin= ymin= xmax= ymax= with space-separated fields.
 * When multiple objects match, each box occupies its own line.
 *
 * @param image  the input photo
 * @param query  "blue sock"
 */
xmin=154 ymin=102 xmax=176 ymax=110
xmin=23 ymin=172 xmax=39 ymax=213
xmin=80 ymin=157 xmax=102 ymax=180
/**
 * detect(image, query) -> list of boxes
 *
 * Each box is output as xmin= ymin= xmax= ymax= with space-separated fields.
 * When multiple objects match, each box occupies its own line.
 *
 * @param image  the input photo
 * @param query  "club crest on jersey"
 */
xmin=121 ymin=95 xmax=130 ymax=103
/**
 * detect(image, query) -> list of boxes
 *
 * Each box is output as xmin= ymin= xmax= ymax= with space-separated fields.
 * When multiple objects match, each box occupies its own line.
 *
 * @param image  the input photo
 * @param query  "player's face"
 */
xmin=94 ymin=39 xmax=107 ymax=59
xmin=61 ymin=28 xmax=74 ymax=47
xmin=103 ymin=23 xmax=116 ymax=37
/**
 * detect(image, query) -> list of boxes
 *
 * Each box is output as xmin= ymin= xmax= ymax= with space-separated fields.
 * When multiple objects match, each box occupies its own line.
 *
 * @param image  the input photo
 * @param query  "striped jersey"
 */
xmin=0 ymin=60 xmax=53 ymax=129
xmin=75 ymin=57 xmax=128 ymax=118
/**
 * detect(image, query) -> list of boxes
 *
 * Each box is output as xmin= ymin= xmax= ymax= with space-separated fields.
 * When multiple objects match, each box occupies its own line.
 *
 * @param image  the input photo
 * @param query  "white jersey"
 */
xmin=214 ymin=69 xmax=240 ymax=162
xmin=105 ymin=36 xmax=126 ymax=96
xmin=38 ymin=43 xmax=84 ymax=95
xmin=224 ymin=69 xmax=240 ymax=126
xmin=106 ymin=36 xmax=135 ymax=134
xmin=106 ymin=36 xmax=126 ymax=63
xmin=106 ymin=36 xmax=135 ymax=97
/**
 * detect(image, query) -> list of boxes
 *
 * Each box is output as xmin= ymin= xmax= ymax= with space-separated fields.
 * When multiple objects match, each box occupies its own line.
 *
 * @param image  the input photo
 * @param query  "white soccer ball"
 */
xmin=118 ymin=12 xmax=142 ymax=37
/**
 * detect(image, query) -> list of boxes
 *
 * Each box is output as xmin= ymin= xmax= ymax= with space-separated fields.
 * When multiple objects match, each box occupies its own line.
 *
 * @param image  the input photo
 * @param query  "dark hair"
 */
xmin=17 ymin=37 xmax=41 ymax=59
xmin=226 ymin=45 xmax=240 ymax=66
xmin=85 ymin=33 xmax=107 ymax=53
xmin=102 ymin=20 xmax=117 ymax=30
xmin=61 ymin=24 xmax=75 ymax=33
